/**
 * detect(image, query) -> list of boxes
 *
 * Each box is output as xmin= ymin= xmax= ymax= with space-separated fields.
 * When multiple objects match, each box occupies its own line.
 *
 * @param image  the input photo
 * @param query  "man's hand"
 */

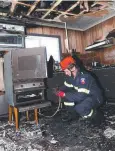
xmin=56 ymin=91 xmax=65 ymax=98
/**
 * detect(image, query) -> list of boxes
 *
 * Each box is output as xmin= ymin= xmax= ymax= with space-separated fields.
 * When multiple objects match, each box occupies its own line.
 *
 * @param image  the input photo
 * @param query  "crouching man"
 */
xmin=56 ymin=56 xmax=104 ymax=125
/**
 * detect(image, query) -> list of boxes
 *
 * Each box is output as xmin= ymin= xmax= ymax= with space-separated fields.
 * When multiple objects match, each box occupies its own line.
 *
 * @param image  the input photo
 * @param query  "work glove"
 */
xmin=56 ymin=91 xmax=65 ymax=98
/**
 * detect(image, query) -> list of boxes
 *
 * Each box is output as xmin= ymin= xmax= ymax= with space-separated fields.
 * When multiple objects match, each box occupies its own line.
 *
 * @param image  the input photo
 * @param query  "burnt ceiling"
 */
xmin=0 ymin=0 xmax=115 ymax=31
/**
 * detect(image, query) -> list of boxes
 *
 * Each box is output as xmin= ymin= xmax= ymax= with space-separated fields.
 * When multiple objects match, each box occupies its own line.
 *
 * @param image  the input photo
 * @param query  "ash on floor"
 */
xmin=0 ymin=104 xmax=115 ymax=151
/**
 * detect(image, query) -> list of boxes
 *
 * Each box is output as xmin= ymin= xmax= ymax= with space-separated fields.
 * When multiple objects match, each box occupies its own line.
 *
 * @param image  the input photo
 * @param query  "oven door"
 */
xmin=14 ymin=89 xmax=45 ymax=106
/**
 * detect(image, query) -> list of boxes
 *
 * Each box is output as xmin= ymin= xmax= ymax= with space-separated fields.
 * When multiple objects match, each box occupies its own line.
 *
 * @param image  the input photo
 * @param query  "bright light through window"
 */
xmin=25 ymin=35 xmax=61 ymax=62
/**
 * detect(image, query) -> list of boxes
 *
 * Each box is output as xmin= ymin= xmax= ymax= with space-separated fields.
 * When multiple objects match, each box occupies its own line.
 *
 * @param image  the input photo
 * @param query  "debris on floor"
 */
xmin=0 ymin=104 xmax=115 ymax=151
xmin=104 ymin=127 xmax=115 ymax=139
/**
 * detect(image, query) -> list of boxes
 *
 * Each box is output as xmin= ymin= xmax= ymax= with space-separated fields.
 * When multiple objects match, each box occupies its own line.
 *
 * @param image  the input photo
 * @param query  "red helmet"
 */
xmin=60 ymin=56 xmax=76 ymax=71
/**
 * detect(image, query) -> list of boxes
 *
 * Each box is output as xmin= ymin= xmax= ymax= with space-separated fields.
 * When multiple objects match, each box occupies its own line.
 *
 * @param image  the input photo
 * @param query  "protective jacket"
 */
xmin=60 ymin=71 xmax=103 ymax=105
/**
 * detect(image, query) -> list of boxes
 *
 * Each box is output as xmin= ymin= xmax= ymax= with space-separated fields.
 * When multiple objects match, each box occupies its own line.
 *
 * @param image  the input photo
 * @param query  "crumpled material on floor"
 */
xmin=0 ymin=104 xmax=115 ymax=150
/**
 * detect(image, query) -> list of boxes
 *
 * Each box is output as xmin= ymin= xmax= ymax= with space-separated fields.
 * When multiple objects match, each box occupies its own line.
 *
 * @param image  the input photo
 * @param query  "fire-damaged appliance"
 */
xmin=0 ymin=34 xmax=24 ymax=48
xmin=4 ymin=47 xmax=51 ymax=107
xmin=92 ymin=66 xmax=115 ymax=104
xmin=85 ymin=29 xmax=115 ymax=51
xmin=0 ymin=23 xmax=25 ymax=48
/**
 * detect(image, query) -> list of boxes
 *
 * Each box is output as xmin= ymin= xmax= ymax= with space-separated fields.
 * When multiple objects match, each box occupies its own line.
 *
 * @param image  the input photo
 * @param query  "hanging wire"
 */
xmin=38 ymin=97 xmax=62 ymax=118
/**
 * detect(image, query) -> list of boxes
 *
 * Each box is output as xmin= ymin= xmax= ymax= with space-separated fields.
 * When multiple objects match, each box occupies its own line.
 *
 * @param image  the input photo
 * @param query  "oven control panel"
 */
xmin=14 ymin=82 xmax=44 ymax=90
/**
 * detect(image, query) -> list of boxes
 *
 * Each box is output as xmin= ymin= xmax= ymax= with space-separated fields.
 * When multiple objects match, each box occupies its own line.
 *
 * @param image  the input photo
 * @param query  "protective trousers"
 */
xmin=63 ymin=96 xmax=99 ymax=117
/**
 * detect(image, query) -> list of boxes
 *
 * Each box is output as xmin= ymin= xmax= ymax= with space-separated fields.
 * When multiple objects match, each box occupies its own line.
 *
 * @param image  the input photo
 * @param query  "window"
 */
xmin=25 ymin=35 xmax=61 ymax=62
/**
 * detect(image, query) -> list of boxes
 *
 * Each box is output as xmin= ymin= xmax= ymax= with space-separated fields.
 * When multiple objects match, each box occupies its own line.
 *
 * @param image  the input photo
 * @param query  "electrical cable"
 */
xmin=38 ymin=96 xmax=62 ymax=118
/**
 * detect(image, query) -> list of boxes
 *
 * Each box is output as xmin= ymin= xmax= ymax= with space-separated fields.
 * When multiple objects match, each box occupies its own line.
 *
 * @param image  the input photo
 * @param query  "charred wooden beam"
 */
xmin=56 ymin=0 xmax=82 ymax=21
xmin=59 ymin=9 xmax=109 ymax=22
xmin=66 ymin=1 xmax=80 ymax=12
xmin=27 ymin=0 xmax=41 ymax=16
xmin=36 ymin=8 xmax=78 ymax=17
xmin=42 ymin=0 xmax=62 ymax=19
xmin=17 ymin=2 xmax=31 ymax=7
xmin=10 ymin=0 xmax=17 ymax=16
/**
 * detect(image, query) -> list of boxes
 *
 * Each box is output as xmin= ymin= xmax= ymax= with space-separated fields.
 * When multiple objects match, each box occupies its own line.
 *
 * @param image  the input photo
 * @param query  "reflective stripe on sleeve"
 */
xmin=64 ymin=81 xmax=73 ymax=87
xmin=78 ymin=88 xmax=90 ymax=94
xmin=64 ymin=81 xmax=90 ymax=94
xmin=74 ymin=86 xmax=78 ymax=90
xmin=64 ymin=102 xmax=75 ymax=106
xmin=74 ymin=86 xmax=90 ymax=94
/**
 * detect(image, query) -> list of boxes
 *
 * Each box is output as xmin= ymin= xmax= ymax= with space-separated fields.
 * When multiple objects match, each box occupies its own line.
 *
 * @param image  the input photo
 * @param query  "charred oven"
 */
xmin=4 ymin=47 xmax=50 ymax=107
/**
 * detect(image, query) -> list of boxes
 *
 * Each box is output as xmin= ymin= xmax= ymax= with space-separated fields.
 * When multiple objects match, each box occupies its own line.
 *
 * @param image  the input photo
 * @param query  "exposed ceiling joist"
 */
xmin=17 ymin=2 xmax=31 ymax=7
xmin=27 ymin=0 xmax=41 ymax=16
xmin=66 ymin=1 xmax=79 ymax=12
xmin=36 ymin=8 xmax=79 ymax=17
xmin=10 ymin=0 xmax=17 ymax=16
xmin=0 ymin=0 xmax=114 ymax=31
xmin=42 ymin=0 xmax=62 ymax=19
xmin=56 ymin=1 xmax=81 ymax=21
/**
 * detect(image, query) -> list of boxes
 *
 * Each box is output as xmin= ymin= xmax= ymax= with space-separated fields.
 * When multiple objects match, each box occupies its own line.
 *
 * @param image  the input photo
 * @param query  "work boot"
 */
xmin=79 ymin=109 xmax=105 ymax=127
xmin=89 ymin=109 xmax=105 ymax=126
